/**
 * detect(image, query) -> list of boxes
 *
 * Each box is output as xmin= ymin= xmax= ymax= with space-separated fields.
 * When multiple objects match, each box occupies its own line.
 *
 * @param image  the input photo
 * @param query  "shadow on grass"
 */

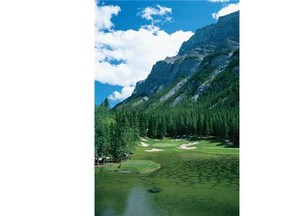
xmin=150 ymin=135 xmax=239 ymax=148
xmin=187 ymin=135 xmax=239 ymax=148
xmin=216 ymin=143 xmax=239 ymax=148
xmin=188 ymin=135 xmax=216 ymax=142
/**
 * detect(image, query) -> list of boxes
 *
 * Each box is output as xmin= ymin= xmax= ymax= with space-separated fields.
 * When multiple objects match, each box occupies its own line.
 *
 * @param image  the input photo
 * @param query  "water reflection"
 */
xmin=123 ymin=186 xmax=153 ymax=216
xmin=96 ymin=153 xmax=239 ymax=216
xmin=101 ymin=204 xmax=116 ymax=216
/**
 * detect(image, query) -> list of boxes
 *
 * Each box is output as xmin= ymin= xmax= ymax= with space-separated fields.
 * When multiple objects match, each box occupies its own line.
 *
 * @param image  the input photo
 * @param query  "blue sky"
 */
xmin=95 ymin=0 xmax=239 ymax=107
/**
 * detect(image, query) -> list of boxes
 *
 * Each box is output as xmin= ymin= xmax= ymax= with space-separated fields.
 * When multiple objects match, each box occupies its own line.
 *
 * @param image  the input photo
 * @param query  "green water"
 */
xmin=95 ymin=141 xmax=239 ymax=216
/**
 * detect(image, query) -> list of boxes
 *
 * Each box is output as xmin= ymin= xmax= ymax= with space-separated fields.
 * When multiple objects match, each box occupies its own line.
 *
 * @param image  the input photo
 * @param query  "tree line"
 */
xmin=95 ymin=97 xmax=239 ymax=163
xmin=120 ymin=104 xmax=239 ymax=144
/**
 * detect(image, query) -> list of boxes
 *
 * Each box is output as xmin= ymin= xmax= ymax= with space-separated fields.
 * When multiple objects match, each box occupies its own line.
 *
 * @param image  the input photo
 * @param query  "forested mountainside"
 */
xmin=95 ymin=11 xmax=239 ymax=161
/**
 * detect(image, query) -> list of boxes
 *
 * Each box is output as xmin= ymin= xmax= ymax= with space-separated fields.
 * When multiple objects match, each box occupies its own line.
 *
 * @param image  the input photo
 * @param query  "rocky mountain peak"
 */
xmin=120 ymin=11 xmax=239 ymax=107
xmin=178 ymin=11 xmax=239 ymax=55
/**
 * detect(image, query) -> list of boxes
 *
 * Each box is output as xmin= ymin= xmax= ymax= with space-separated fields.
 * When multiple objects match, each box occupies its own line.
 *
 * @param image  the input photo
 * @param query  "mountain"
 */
xmin=115 ymin=11 xmax=239 ymax=109
xmin=114 ymin=11 xmax=239 ymax=145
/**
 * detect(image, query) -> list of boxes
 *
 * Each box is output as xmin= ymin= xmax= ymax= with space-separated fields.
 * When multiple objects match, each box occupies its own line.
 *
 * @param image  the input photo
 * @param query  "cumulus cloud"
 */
xmin=108 ymin=86 xmax=135 ymax=101
xmin=95 ymin=29 xmax=192 ymax=87
xmin=95 ymin=2 xmax=120 ymax=30
xmin=138 ymin=5 xmax=174 ymax=32
xmin=95 ymin=2 xmax=193 ymax=102
xmin=209 ymin=0 xmax=230 ymax=3
xmin=212 ymin=3 xmax=240 ymax=20
xmin=139 ymin=5 xmax=172 ymax=23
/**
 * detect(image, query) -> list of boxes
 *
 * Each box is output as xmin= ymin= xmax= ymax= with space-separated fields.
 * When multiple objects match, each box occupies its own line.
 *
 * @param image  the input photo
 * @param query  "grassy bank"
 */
xmin=95 ymin=159 xmax=161 ymax=174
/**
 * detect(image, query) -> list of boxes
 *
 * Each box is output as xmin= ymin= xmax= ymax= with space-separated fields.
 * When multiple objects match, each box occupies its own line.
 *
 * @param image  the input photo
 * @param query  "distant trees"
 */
xmin=95 ymin=100 xmax=239 ymax=164
xmin=148 ymin=110 xmax=236 ymax=142
xmin=95 ymin=98 xmax=239 ymax=164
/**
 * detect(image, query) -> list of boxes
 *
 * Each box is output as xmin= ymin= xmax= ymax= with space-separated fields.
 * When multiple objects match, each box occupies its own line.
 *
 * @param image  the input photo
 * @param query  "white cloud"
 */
xmin=95 ymin=2 xmax=120 ymax=30
xmin=209 ymin=0 xmax=230 ymax=3
xmin=95 ymin=2 xmax=193 ymax=102
xmin=108 ymin=86 xmax=135 ymax=101
xmin=140 ymin=24 xmax=160 ymax=34
xmin=138 ymin=4 xmax=173 ymax=31
xmin=139 ymin=5 xmax=172 ymax=22
xmin=95 ymin=28 xmax=193 ymax=87
xmin=212 ymin=3 xmax=240 ymax=20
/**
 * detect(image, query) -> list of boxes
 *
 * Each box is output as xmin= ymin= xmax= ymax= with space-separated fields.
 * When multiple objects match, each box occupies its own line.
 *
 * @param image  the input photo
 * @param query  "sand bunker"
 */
xmin=141 ymin=138 xmax=148 ymax=142
xmin=178 ymin=142 xmax=198 ymax=150
xmin=140 ymin=142 xmax=149 ymax=147
xmin=179 ymin=145 xmax=197 ymax=150
xmin=145 ymin=148 xmax=164 ymax=152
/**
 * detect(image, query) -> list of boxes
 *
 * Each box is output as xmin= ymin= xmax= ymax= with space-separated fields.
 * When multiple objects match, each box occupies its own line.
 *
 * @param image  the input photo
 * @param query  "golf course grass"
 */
xmin=152 ymin=143 xmax=179 ymax=148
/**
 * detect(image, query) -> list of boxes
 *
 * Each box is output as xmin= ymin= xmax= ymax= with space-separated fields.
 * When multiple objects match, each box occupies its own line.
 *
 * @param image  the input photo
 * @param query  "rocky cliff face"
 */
xmin=178 ymin=11 xmax=239 ymax=55
xmin=129 ymin=11 xmax=239 ymax=100
xmin=132 ymin=54 xmax=202 ymax=97
xmin=115 ymin=11 xmax=239 ymax=110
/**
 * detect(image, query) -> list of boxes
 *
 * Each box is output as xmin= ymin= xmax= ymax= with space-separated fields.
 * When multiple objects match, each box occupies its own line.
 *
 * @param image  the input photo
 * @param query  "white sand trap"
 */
xmin=178 ymin=143 xmax=198 ymax=150
xmin=141 ymin=138 xmax=148 ymax=142
xmin=140 ymin=142 xmax=149 ymax=147
xmin=145 ymin=148 xmax=164 ymax=152
xmin=187 ymin=142 xmax=198 ymax=146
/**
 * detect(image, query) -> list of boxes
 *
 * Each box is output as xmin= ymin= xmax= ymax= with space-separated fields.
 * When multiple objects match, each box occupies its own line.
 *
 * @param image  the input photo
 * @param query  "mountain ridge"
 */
xmin=115 ymin=11 xmax=239 ymax=110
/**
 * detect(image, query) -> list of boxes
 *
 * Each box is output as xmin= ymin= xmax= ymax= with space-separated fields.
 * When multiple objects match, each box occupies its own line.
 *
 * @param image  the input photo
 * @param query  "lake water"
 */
xmin=95 ymin=151 xmax=239 ymax=216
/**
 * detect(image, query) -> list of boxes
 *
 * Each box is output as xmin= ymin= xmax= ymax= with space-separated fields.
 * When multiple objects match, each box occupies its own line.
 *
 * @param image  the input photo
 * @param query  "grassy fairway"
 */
xmin=137 ymin=137 xmax=239 ymax=154
xmin=152 ymin=143 xmax=179 ymax=148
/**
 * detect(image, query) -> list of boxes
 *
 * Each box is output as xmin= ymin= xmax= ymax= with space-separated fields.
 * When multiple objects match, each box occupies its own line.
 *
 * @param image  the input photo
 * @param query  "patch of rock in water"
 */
xmin=148 ymin=187 xmax=162 ymax=193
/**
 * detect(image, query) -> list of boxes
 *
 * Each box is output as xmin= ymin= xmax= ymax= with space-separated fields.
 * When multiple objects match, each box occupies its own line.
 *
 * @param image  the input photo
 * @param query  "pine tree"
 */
xmin=101 ymin=97 xmax=110 ymax=109
xmin=159 ymin=117 xmax=167 ymax=139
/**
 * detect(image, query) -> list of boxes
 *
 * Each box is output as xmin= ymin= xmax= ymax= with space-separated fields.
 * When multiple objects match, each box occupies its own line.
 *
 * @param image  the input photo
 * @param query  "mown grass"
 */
xmin=152 ymin=143 xmax=179 ymax=148
xmin=136 ymin=136 xmax=239 ymax=155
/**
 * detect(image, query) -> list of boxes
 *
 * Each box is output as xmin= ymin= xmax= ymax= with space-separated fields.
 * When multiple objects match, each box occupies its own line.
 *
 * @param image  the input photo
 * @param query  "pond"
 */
xmin=95 ymin=146 xmax=239 ymax=216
